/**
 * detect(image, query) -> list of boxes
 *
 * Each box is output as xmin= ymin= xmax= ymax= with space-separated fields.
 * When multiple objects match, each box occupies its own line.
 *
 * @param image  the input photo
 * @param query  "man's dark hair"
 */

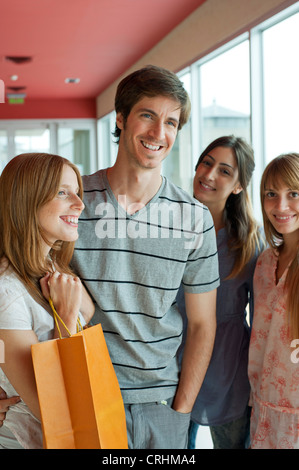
xmin=113 ymin=65 xmax=191 ymax=143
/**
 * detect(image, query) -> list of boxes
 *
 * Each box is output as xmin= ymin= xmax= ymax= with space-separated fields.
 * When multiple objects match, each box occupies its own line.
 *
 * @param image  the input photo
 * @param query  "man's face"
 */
xmin=116 ymin=95 xmax=181 ymax=170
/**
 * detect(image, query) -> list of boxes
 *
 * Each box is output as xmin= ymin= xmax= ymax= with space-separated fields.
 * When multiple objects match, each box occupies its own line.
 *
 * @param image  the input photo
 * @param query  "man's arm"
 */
xmin=172 ymin=289 xmax=216 ymax=413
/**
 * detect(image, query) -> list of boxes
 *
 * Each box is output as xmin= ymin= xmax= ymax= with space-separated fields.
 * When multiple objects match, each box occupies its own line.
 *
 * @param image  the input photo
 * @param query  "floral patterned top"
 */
xmin=248 ymin=248 xmax=299 ymax=449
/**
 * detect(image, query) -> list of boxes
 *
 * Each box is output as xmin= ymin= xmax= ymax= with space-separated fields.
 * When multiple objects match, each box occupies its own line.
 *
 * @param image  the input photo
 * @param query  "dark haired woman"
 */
xmin=178 ymin=136 xmax=263 ymax=449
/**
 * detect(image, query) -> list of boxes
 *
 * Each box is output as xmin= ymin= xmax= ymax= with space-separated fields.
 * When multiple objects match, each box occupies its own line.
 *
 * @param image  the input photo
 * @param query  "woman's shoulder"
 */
xmin=0 ymin=262 xmax=37 ymax=330
xmin=0 ymin=260 xmax=28 ymax=305
xmin=0 ymin=258 xmax=53 ymax=334
xmin=256 ymin=247 xmax=276 ymax=268
xmin=0 ymin=259 xmax=24 ymax=284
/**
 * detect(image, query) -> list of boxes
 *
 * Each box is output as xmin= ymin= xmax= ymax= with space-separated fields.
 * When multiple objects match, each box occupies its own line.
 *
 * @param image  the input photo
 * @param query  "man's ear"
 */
xmin=116 ymin=112 xmax=125 ymax=130
xmin=232 ymin=184 xmax=243 ymax=195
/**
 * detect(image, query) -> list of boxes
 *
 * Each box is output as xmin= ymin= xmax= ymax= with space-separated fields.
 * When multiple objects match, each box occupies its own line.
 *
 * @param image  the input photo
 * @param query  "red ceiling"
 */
xmin=0 ymin=0 xmax=206 ymax=101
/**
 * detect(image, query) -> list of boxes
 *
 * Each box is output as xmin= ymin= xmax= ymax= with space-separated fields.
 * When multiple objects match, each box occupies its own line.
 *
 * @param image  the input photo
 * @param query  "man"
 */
xmin=71 ymin=65 xmax=219 ymax=449
xmin=0 ymin=65 xmax=219 ymax=449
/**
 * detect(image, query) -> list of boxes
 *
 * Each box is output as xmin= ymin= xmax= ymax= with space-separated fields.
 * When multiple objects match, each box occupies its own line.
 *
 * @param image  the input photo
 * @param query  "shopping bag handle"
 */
xmin=49 ymin=297 xmax=83 ymax=338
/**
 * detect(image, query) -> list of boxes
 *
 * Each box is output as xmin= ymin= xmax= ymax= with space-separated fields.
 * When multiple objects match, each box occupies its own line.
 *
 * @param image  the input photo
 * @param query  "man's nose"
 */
xmin=148 ymin=120 xmax=165 ymax=141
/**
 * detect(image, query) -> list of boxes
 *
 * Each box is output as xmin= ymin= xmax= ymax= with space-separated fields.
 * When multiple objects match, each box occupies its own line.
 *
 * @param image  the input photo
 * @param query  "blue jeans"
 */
xmin=188 ymin=407 xmax=251 ymax=449
xmin=188 ymin=420 xmax=199 ymax=449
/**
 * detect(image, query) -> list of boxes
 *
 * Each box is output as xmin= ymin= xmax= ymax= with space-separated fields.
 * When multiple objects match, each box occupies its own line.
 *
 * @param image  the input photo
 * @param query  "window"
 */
xmin=97 ymin=111 xmax=118 ymax=169
xmin=163 ymin=71 xmax=192 ymax=193
xmin=172 ymin=4 xmax=299 ymax=220
xmin=263 ymin=11 xmax=299 ymax=163
xmin=200 ymin=39 xmax=250 ymax=151
xmin=0 ymin=119 xmax=97 ymax=175
xmin=167 ymin=37 xmax=251 ymax=195
xmin=14 ymin=128 xmax=50 ymax=155
xmin=58 ymin=128 xmax=91 ymax=175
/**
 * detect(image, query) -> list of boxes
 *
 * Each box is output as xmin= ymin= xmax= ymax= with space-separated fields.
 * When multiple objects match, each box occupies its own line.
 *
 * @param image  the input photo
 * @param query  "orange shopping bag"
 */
xmin=31 ymin=305 xmax=128 ymax=449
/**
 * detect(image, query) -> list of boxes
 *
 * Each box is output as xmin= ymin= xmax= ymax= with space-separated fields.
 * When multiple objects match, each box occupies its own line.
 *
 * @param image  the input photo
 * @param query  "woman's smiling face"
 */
xmin=263 ymin=177 xmax=299 ymax=238
xmin=38 ymin=164 xmax=84 ymax=255
xmin=193 ymin=146 xmax=242 ymax=210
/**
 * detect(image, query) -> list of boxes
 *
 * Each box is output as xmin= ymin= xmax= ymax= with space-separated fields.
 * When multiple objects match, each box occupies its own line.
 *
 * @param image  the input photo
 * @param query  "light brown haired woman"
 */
xmin=248 ymin=153 xmax=299 ymax=448
xmin=0 ymin=153 xmax=94 ymax=448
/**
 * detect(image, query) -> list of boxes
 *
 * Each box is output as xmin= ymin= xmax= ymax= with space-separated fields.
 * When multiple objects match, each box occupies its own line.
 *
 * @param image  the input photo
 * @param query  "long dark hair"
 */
xmin=195 ymin=135 xmax=261 ymax=278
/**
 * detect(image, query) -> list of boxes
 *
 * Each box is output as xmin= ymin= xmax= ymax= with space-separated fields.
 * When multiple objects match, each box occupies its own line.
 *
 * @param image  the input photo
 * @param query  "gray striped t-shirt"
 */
xmin=71 ymin=169 xmax=219 ymax=404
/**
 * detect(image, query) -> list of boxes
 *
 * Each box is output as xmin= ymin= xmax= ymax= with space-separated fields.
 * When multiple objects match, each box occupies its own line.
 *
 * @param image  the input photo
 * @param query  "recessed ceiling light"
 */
xmin=5 ymin=56 xmax=32 ymax=64
xmin=10 ymin=75 xmax=19 ymax=81
xmin=7 ymin=86 xmax=26 ymax=92
xmin=65 ymin=78 xmax=80 ymax=84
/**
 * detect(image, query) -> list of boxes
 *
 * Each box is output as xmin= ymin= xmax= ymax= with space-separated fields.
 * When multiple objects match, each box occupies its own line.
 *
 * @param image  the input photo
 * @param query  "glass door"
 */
xmin=58 ymin=128 xmax=91 ymax=175
xmin=14 ymin=128 xmax=50 ymax=155
xmin=0 ymin=125 xmax=50 ymax=174
xmin=0 ymin=119 xmax=97 ymax=175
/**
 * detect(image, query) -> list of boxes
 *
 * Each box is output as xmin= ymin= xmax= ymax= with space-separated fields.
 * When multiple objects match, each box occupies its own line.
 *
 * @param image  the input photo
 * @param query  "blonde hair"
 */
xmin=260 ymin=153 xmax=299 ymax=339
xmin=0 ymin=153 xmax=83 ymax=305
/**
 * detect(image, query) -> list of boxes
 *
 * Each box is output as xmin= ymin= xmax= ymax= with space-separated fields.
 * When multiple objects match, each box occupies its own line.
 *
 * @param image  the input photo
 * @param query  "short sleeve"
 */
xmin=182 ymin=206 xmax=220 ymax=293
xmin=0 ymin=282 xmax=33 ymax=330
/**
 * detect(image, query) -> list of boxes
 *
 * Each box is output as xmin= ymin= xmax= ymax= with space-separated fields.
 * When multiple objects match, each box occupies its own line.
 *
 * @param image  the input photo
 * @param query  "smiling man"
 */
xmin=71 ymin=65 xmax=220 ymax=449
xmin=116 ymin=95 xmax=180 ymax=171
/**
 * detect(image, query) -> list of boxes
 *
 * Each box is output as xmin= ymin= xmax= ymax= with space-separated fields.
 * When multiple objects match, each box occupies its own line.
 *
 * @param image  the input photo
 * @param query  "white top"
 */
xmin=0 ymin=261 xmax=84 ymax=449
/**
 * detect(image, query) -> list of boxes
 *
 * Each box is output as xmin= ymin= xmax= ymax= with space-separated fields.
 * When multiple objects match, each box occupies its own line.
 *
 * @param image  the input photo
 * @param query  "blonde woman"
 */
xmin=248 ymin=153 xmax=299 ymax=449
xmin=0 ymin=153 xmax=94 ymax=449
